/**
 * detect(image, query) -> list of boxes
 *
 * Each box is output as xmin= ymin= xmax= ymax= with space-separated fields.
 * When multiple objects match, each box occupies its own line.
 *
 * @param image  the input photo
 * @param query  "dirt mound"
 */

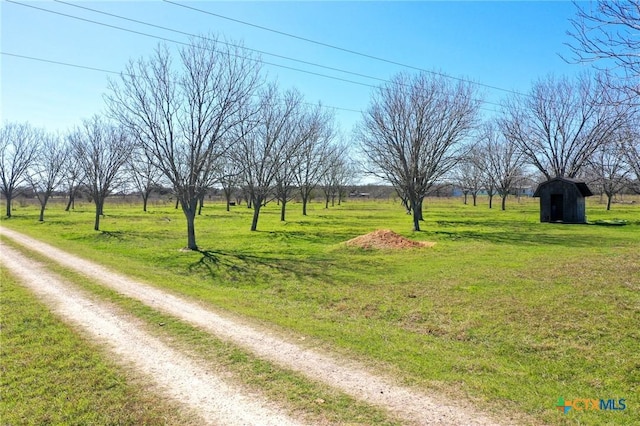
xmin=345 ymin=229 xmax=435 ymax=249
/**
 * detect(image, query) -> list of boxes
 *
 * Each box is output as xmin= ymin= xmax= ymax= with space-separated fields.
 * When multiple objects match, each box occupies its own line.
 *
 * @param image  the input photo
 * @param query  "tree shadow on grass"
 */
xmin=98 ymin=230 xmax=126 ymax=240
xmin=188 ymin=249 xmax=329 ymax=285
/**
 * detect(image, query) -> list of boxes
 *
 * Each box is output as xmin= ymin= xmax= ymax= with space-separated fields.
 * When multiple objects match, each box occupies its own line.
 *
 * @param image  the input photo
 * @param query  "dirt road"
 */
xmin=1 ymin=227 xmax=503 ymax=425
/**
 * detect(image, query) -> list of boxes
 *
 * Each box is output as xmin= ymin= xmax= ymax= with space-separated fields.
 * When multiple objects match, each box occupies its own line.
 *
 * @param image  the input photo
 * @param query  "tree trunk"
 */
xmin=472 ymin=193 xmax=477 ymax=206
xmin=302 ymin=194 xmax=309 ymax=216
xmin=411 ymin=198 xmax=421 ymax=231
xmin=280 ymin=199 xmax=287 ymax=221
xmin=325 ymin=194 xmax=329 ymax=209
xmin=175 ymin=198 xmax=179 ymax=209
xmin=251 ymin=201 xmax=262 ymax=231
xmin=65 ymin=188 xmax=76 ymax=211
xmin=416 ymin=198 xmax=424 ymax=221
xmin=181 ymin=199 xmax=198 ymax=250
xmin=489 ymin=194 xmax=494 ymax=209
xmin=5 ymin=195 xmax=12 ymax=218
xmin=94 ymin=198 xmax=104 ymax=231
xmin=224 ymin=188 xmax=232 ymax=212
xmin=463 ymin=192 xmax=468 ymax=205
xmin=501 ymin=194 xmax=507 ymax=211
xmin=142 ymin=192 xmax=149 ymax=212
xmin=38 ymin=193 xmax=50 ymax=222
xmin=606 ymin=193 xmax=612 ymax=211
xmin=198 ymin=193 xmax=205 ymax=216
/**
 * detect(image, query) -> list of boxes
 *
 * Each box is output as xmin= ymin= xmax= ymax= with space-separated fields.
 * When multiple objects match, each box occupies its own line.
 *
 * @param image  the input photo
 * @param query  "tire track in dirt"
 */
xmin=1 ymin=227 xmax=503 ymax=425
xmin=0 ymin=239 xmax=305 ymax=426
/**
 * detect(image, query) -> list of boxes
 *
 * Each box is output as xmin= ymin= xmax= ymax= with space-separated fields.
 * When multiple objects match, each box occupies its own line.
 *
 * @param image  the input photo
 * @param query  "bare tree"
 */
xmin=622 ymin=116 xmax=640 ymax=193
xmin=63 ymin=154 xmax=83 ymax=211
xmin=235 ymin=85 xmax=304 ymax=231
xmin=453 ymin=144 xmax=484 ymax=206
xmin=26 ymin=132 xmax=68 ymax=221
xmin=321 ymin=143 xmax=356 ymax=209
xmin=481 ymin=122 xmax=525 ymax=211
xmin=500 ymin=73 xmax=626 ymax=180
xmin=356 ymin=72 xmax=480 ymax=231
xmin=217 ymin=156 xmax=243 ymax=212
xmin=292 ymin=104 xmax=335 ymax=216
xmin=69 ymin=116 xmax=132 ymax=231
xmin=0 ymin=122 xmax=41 ymax=218
xmin=566 ymin=1 xmax=640 ymax=98
xmin=107 ymin=37 xmax=262 ymax=249
xmin=587 ymin=138 xmax=630 ymax=210
xmin=274 ymin=144 xmax=298 ymax=222
xmin=127 ymin=146 xmax=163 ymax=212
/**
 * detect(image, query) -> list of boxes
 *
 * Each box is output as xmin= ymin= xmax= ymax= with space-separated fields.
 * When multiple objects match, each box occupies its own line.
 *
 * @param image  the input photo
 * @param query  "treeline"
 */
xmin=2 ymin=27 xmax=640 ymax=243
xmin=0 ymin=37 xmax=359 ymax=249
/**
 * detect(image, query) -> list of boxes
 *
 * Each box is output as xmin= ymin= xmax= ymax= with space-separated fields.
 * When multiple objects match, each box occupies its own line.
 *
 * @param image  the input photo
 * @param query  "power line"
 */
xmin=162 ymin=0 xmax=531 ymax=98
xmin=2 ymin=51 xmax=501 ymax=116
xmin=0 ymin=51 xmax=363 ymax=114
xmin=9 ymin=0 xmax=504 ymax=109
xmin=53 ymin=0 xmax=391 ymax=86
xmin=1 ymin=51 xmax=124 ymax=76
xmin=6 ymin=0 xmax=379 ymax=90
xmin=4 ymin=1 xmax=505 ymax=117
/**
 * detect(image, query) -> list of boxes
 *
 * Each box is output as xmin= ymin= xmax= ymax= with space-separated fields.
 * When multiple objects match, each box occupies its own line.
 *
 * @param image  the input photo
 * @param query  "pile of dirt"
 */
xmin=345 ymin=229 xmax=435 ymax=249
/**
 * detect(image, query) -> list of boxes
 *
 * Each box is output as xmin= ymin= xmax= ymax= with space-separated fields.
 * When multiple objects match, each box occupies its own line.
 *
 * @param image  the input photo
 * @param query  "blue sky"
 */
xmin=1 ymin=1 xmax=588 ymax=135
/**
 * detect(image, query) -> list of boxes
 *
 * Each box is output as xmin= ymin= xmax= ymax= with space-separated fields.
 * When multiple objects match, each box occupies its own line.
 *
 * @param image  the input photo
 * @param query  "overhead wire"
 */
xmin=52 ymin=0 xmax=392 ymax=87
xmin=4 ymin=1 xmax=503 ymax=115
xmin=0 ymin=52 xmax=365 ymax=114
xmin=49 ymin=0 xmax=505 ymax=109
xmin=162 ymin=0 xmax=531 ymax=98
xmin=6 ymin=0 xmax=381 ymax=90
xmin=2 ymin=51 xmax=501 ymax=116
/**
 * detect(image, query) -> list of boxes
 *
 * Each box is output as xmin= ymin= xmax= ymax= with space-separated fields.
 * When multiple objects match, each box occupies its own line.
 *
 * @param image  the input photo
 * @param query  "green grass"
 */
xmin=0 ymin=267 xmax=196 ymax=425
xmin=2 ymin=195 xmax=639 ymax=425
xmin=2 ymin=236 xmax=401 ymax=426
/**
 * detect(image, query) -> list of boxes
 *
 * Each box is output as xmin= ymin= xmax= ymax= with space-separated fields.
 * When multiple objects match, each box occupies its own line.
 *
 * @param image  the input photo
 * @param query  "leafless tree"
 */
xmin=69 ymin=116 xmax=132 ymax=231
xmin=106 ymin=37 xmax=262 ymax=249
xmin=356 ymin=72 xmax=481 ymax=231
xmin=321 ymin=143 xmax=356 ymax=209
xmin=274 ymin=145 xmax=298 ymax=222
xmin=292 ymin=104 xmax=335 ymax=216
xmin=235 ymin=85 xmax=304 ymax=231
xmin=63 ymin=153 xmax=84 ymax=211
xmin=481 ymin=122 xmax=525 ymax=211
xmin=127 ymin=146 xmax=163 ymax=212
xmin=586 ymin=137 xmax=630 ymax=210
xmin=500 ymin=73 xmax=626 ymax=180
xmin=0 ymin=122 xmax=41 ymax=218
xmin=216 ymin=156 xmax=243 ymax=212
xmin=274 ymin=102 xmax=336 ymax=221
xmin=453 ymin=144 xmax=484 ymax=206
xmin=566 ymin=1 xmax=640 ymax=98
xmin=26 ymin=132 xmax=68 ymax=221
xmin=622 ymin=115 xmax=640 ymax=193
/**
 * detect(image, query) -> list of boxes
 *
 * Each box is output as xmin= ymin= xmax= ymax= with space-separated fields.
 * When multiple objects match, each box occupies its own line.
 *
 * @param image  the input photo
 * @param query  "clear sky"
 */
xmin=1 ymin=1 xmax=589 ymax=135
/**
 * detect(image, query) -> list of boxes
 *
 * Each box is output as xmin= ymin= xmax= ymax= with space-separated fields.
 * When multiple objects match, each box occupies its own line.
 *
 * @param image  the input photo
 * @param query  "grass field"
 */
xmin=0 ymin=267 xmax=198 ymax=425
xmin=1 ymin=194 xmax=638 ymax=425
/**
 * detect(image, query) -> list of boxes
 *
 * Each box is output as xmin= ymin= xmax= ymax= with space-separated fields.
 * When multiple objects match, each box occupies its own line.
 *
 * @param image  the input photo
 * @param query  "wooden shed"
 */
xmin=533 ymin=177 xmax=593 ymax=223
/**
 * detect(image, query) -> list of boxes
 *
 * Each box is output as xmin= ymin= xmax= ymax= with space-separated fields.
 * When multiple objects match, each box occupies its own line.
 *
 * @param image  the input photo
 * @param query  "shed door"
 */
xmin=550 ymin=194 xmax=563 ymax=221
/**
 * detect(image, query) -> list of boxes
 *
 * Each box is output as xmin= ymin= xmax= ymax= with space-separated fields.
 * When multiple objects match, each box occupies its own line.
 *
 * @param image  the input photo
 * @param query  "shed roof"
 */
xmin=532 ymin=177 xmax=594 ymax=197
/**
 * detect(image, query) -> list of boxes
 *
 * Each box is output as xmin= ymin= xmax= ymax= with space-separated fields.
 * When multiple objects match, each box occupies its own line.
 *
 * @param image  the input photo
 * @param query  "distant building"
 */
xmin=533 ymin=177 xmax=593 ymax=223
